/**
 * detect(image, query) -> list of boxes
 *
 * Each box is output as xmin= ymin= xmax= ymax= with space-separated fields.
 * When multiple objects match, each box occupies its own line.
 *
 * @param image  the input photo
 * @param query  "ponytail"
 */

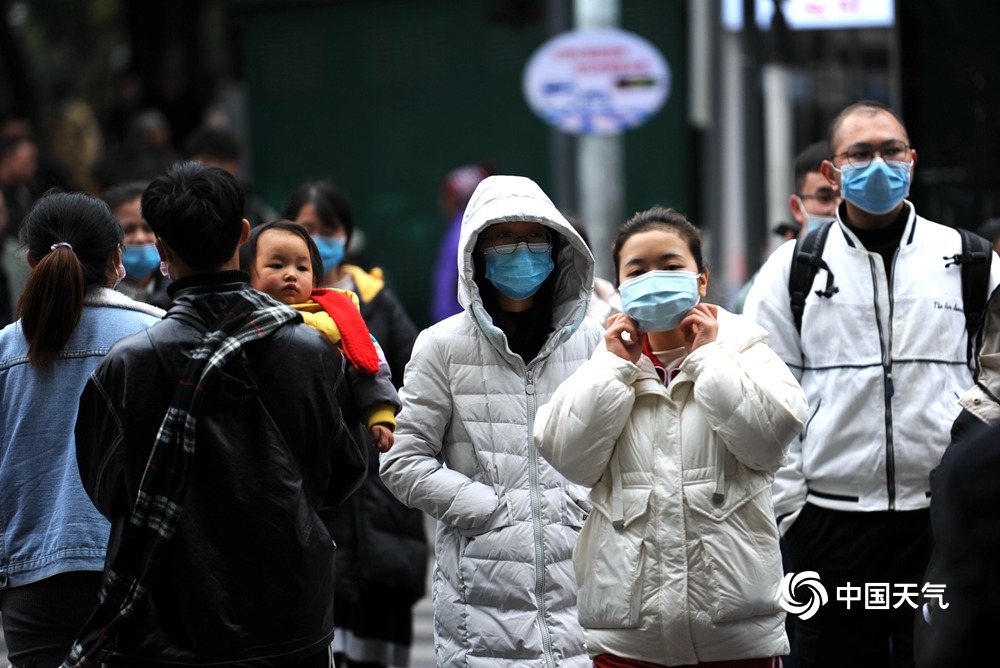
xmin=18 ymin=244 xmax=86 ymax=366
xmin=15 ymin=191 xmax=125 ymax=366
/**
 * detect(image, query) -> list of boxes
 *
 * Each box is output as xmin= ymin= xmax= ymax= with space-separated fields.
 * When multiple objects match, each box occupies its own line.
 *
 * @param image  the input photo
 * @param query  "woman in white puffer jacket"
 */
xmin=534 ymin=207 xmax=808 ymax=668
xmin=380 ymin=175 xmax=603 ymax=667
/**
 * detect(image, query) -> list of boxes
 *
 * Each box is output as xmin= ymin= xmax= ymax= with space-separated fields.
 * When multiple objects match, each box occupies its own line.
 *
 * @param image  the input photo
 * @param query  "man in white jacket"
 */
xmin=744 ymin=100 xmax=1000 ymax=667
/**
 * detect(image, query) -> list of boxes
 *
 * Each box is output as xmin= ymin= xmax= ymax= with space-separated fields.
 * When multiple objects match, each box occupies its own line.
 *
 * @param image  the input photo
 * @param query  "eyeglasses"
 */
xmin=834 ymin=140 xmax=911 ymax=166
xmin=797 ymin=191 xmax=839 ymax=205
xmin=479 ymin=230 xmax=553 ymax=255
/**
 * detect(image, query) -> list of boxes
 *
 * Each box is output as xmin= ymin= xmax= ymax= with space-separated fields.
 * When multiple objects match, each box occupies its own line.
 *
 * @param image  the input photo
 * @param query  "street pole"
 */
xmin=762 ymin=0 xmax=793 ymax=258
xmin=574 ymin=0 xmax=622 ymax=283
xmin=742 ymin=0 xmax=767 ymax=276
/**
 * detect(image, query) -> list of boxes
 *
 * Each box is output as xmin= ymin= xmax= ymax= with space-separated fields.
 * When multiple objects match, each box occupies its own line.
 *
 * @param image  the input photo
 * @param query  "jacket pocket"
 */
xmin=687 ymin=485 xmax=783 ymax=623
xmin=575 ymin=487 xmax=651 ymax=629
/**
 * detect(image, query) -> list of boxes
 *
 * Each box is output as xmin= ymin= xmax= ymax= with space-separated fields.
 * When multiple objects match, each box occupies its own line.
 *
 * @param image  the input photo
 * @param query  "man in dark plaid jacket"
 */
xmin=69 ymin=161 xmax=366 ymax=668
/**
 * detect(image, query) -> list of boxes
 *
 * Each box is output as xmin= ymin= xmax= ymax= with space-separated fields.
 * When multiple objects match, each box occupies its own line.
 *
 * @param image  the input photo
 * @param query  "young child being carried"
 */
xmin=240 ymin=220 xmax=400 ymax=451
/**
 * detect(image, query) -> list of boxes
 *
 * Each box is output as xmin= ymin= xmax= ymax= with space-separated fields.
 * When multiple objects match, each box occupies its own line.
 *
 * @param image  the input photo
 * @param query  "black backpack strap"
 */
xmin=788 ymin=221 xmax=838 ymax=335
xmin=946 ymin=228 xmax=993 ymax=371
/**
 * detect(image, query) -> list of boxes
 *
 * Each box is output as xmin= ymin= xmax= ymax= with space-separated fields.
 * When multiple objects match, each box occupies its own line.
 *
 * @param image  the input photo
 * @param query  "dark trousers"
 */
xmin=783 ymin=505 xmax=931 ymax=668
xmin=0 ymin=570 xmax=103 ymax=668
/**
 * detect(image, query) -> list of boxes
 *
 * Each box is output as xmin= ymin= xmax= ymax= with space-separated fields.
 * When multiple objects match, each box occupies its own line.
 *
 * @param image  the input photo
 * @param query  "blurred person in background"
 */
xmin=976 ymin=217 xmax=1000 ymax=255
xmin=284 ymin=179 xmax=427 ymax=668
xmin=101 ymin=181 xmax=172 ymax=309
xmin=0 ymin=191 xmax=163 ymax=668
xmin=184 ymin=124 xmax=276 ymax=228
xmin=732 ymin=140 xmax=840 ymax=314
xmin=431 ymin=162 xmax=492 ymax=323
xmin=0 ymin=132 xmax=42 ymax=322
xmin=92 ymin=108 xmax=180 ymax=191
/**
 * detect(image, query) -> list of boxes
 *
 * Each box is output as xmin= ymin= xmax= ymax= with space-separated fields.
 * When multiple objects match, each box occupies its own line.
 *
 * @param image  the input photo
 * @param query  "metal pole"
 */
xmin=547 ymin=0 xmax=575 ymax=213
xmin=762 ymin=0 xmax=793 ymax=258
xmin=574 ymin=0 xmax=622 ymax=282
xmin=742 ymin=0 xmax=767 ymax=276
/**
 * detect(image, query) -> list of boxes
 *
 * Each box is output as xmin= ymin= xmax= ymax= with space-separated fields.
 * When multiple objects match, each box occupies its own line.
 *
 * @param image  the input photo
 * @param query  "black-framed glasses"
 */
xmin=834 ymin=140 xmax=911 ymax=166
xmin=479 ymin=230 xmax=553 ymax=255
xmin=797 ymin=191 xmax=839 ymax=205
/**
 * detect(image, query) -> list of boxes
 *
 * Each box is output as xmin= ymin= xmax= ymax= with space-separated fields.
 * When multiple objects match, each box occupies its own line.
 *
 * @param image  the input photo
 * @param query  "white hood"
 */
xmin=457 ymin=174 xmax=595 ymax=340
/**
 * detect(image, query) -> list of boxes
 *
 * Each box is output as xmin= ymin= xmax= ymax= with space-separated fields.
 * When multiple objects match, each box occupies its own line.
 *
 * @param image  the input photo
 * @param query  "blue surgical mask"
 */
xmin=838 ymin=157 xmax=911 ymax=215
xmin=312 ymin=236 xmax=345 ymax=274
xmin=619 ymin=270 xmax=701 ymax=332
xmin=121 ymin=243 xmax=161 ymax=279
xmin=805 ymin=212 xmax=837 ymax=233
xmin=484 ymin=246 xmax=554 ymax=300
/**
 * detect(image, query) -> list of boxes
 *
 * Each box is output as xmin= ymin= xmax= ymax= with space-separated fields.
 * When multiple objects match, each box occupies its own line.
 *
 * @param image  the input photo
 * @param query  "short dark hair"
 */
xmin=827 ymin=100 xmax=908 ymax=155
xmin=18 ymin=190 xmax=124 ymax=365
xmin=612 ymin=207 xmax=705 ymax=286
xmin=793 ymin=140 xmax=829 ymax=194
xmin=239 ymin=219 xmax=323 ymax=287
xmin=141 ymin=161 xmax=245 ymax=271
xmin=100 ymin=180 xmax=148 ymax=213
xmin=282 ymin=180 xmax=355 ymax=249
xmin=184 ymin=126 xmax=242 ymax=161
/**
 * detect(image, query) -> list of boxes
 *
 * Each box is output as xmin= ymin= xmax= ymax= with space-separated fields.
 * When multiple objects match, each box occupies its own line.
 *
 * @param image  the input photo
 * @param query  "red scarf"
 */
xmin=310 ymin=288 xmax=380 ymax=375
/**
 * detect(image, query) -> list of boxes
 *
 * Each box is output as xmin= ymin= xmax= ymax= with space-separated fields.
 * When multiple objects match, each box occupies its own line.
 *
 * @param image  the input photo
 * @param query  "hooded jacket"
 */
xmin=379 ymin=175 xmax=603 ymax=667
xmin=534 ymin=310 xmax=807 ymax=664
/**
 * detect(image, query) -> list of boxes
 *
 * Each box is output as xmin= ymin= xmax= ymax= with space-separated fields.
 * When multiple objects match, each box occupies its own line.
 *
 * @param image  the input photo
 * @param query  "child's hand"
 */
xmin=370 ymin=424 xmax=394 ymax=453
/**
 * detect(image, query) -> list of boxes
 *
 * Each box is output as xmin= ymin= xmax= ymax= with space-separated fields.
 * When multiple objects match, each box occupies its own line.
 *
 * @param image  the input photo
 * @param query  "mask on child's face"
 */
xmin=619 ymin=270 xmax=701 ymax=332
xmin=313 ymin=236 xmax=345 ymax=275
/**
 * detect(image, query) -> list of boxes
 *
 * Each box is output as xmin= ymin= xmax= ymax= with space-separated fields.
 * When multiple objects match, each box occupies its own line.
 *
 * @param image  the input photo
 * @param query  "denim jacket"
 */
xmin=0 ymin=287 xmax=163 ymax=589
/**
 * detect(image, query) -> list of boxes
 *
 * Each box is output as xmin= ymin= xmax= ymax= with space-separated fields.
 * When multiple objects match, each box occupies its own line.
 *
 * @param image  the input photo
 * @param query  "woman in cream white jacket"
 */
xmin=534 ymin=207 xmax=808 ymax=667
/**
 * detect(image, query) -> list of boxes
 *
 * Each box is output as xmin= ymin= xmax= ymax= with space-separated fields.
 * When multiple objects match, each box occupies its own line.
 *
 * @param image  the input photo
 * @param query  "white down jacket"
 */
xmin=380 ymin=175 xmax=603 ymax=667
xmin=534 ymin=309 xmax=807 ymax=665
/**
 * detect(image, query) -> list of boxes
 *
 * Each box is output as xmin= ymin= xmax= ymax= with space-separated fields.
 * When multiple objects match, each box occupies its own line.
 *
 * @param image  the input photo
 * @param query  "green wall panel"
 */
xmin=238 ymin=0 xmax=689 ymax=329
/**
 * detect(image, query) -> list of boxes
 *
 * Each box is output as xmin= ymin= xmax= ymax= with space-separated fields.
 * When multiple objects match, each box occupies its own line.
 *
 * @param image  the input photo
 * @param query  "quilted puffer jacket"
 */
xmin=535 ymin=310 xmax=807 ymax=665
xmin=380 ymin=175 xmax=603 ymax=667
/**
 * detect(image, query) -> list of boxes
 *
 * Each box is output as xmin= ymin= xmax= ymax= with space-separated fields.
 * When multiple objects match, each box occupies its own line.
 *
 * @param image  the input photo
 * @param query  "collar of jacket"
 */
xmin=836 ymin=199 xmax=916 ymax=250
xmin=339 ymin=265 xmax=384 ymax=303
xmin=167 ymin=270 xmax=251 ymax=299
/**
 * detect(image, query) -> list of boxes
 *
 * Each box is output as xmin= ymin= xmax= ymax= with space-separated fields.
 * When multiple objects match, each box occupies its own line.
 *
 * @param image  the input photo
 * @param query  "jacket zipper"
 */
xmin=871 ymin=251 xmax=898 ymax=510
xmin=524 ymin=362 xmax=557 ymax=668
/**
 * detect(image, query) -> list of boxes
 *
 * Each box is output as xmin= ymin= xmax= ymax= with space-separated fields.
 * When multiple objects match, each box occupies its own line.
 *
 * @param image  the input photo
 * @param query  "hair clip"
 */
xmin=50 ymin=242 xmax=74 ymax=252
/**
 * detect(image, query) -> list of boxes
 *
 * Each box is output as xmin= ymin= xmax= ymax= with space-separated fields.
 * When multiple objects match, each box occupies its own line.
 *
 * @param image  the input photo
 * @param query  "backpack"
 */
xmin=787 ymin=222 xmax=993 ymax=372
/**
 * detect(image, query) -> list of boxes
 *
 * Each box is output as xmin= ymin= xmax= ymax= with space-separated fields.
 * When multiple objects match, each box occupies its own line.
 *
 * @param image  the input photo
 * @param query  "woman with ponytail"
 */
xmin=0 ymin=190 xmax=164 ymax=668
